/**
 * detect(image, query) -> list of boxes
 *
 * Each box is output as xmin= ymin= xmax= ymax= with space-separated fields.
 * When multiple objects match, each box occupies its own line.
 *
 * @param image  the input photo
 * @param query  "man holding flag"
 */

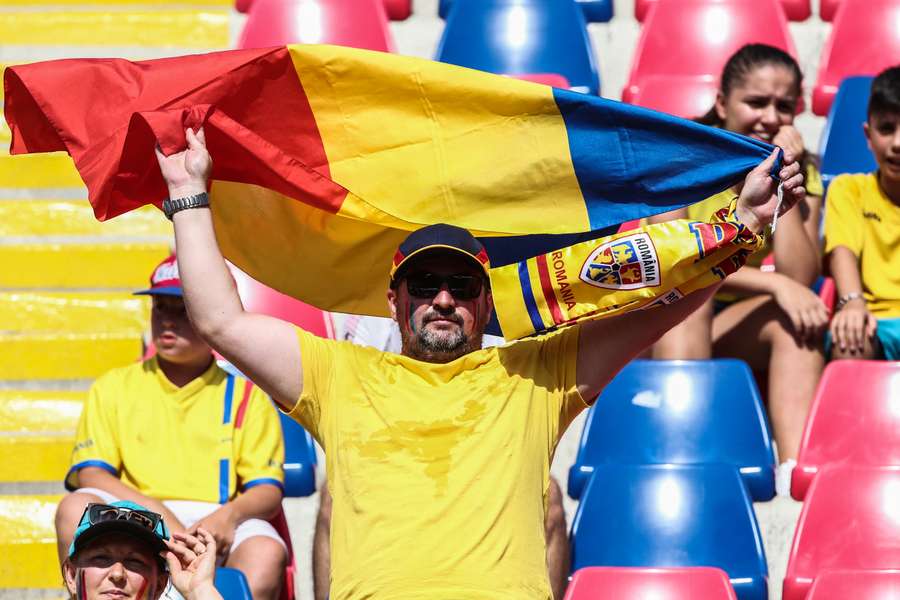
xmin=156 ymin=127 xmax=802 ymax=600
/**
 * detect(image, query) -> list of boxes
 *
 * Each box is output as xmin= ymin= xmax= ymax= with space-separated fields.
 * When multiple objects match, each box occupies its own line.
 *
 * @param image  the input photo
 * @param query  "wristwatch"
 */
xmin=163 ymin=192 xmax=210 ymax=220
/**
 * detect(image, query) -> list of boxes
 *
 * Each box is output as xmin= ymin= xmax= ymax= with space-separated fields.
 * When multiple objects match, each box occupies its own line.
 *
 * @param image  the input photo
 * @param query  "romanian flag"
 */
xmin=5 ymin=45 xmax=775 ymax=337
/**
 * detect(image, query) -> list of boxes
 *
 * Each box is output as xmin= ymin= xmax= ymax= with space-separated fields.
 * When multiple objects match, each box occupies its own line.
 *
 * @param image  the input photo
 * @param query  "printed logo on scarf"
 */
xmin=579 ymin=233 xmax=661 ymax=290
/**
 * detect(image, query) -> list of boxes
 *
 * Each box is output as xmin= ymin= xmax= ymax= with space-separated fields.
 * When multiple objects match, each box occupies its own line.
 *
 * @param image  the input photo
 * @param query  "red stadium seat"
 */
xmin=269 ymin=508 xmax=298 ymax=600
xmin=231 ymin=267 xmax=334 ymax=338
xmin=624 ymin=0 xmax=797 ymax=104
xmin=807 ymin=569 xmax=900 ymax=599
xmin=791 ymin=360 xmax=900 ymax=500
xmin=784 ymin=465 xmax=900 ymax=600
xmin=819 ymin=0 xmax=841 ymax=21
xmin=635 ymin=0 xmax=810 ymax=22
xmin=625 ymin=74 xmax=717 ymax=119
xmin=812 ymin=0 xmax=900 ymax=115
xmin=237 ymin=0 xmax=395 ymax=52
xmin=237 ymin=0 xmax=410 ymax=21
xmin=564 ymin=567 xmax=738 ymax=599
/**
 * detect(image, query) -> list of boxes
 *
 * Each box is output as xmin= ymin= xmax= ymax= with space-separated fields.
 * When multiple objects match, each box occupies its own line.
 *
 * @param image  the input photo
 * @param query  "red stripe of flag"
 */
xmin=536 ymin=253 xmax=564 ymax=325
xmin=235 ymin=380 xmax=253 ymax=429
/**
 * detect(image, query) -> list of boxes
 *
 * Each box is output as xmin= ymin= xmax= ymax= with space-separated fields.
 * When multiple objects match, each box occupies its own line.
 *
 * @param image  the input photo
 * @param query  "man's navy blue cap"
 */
xmin=389 ymin=223 xmax=490 ymax=282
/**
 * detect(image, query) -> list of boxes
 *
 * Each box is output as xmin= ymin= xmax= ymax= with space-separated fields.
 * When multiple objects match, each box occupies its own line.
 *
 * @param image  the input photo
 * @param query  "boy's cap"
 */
xmin=135 ymin=254 xmax=182 ymax=297
xmin=390 ymin=224 xmax=490 ymax=282
xmin=68 ymin=500 xmax=169 ymax=559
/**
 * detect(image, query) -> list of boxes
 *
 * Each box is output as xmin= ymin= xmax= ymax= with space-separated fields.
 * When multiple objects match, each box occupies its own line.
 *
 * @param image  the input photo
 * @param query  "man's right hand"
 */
xmin=155 ymin=127 xmax=212 ymax=198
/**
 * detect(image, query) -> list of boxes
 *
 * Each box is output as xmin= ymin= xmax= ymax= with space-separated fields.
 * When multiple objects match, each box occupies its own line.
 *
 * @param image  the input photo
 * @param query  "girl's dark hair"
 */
xmin=869 ymin=65 xmax=900 ymax=119
xmin=696 ymin=43 xmax=803 ymax=126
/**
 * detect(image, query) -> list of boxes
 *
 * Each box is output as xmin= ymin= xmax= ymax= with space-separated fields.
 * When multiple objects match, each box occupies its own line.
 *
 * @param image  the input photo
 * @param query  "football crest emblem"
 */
xmin=579 ymin=233 xmax=661 ymax=290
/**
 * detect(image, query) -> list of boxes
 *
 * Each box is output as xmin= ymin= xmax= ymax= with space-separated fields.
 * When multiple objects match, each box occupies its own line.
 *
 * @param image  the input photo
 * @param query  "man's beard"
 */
xmin=400 ymin=313 xmax=482 ymax=363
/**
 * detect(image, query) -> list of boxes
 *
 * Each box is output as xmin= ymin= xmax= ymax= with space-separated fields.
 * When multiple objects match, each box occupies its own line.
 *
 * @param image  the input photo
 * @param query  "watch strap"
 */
xmin=163 ymin=192 xmax=210 ymax=220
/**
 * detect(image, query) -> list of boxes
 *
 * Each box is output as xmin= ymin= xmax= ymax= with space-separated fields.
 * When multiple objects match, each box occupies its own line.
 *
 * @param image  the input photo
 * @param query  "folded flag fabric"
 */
xmin=4 ymin=44 xmax=776 ymax=337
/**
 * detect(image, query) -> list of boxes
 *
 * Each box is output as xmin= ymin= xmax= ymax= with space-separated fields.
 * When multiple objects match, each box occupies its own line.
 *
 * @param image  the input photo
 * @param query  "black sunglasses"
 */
xmin=405 ymin=272 xmax=485 ymax=300
xmin=80 ymin=503 xmax=163 ymax=533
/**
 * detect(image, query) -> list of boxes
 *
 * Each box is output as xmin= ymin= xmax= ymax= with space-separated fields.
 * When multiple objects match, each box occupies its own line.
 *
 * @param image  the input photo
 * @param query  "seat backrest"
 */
xmin=435 ymin=0 xmax=600 ymax=94
xmin=623 ymin=74 xmax=717 ymax=119
xmin=215 ymin=567 xmax=253 ymax=600
xmin=812 ymin=0 xmax=900 ymax=115
xmin=820 ymin=0 xmax=841 ymax=21
xmin=807 ymin=569 xmax=900 ymax=599
xmin=439 ymin=0 xmax=613 ymax=23
xmin=792 ymin=360 xmax=900 ymax=500
xmin=784 ymin=466 xmax=900 ymax=600
xmin=564 ymin=566 xmax=738 ymax=600
xmin=237 ymin=0 xmax=395 ymax=52
xmin=568 ymin=359 xmax=775 ymax=501
xmin=626 ymin=0 xmax=796 ymax=100
xmin=279 ymin=411 xmax=318 ymax=497
xmin=819 ymin=76 xmax=876 ymax=187
xmin=231 ymin=267 xmax=334 ymax=339
xmin=570 ymin=464 xmax=768 ymax=591
xmin=635 ymin=0 xmax=809 ymax=21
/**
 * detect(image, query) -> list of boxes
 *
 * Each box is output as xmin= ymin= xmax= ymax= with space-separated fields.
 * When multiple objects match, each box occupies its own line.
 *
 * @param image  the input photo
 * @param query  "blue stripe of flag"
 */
xmin=518 ymin=261 xmax=545 ymax=335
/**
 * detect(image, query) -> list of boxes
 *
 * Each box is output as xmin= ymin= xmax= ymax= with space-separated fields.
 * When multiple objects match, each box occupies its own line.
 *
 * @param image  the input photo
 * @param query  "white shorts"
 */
xmin=74 ymin=487 xmax=286 ymax=554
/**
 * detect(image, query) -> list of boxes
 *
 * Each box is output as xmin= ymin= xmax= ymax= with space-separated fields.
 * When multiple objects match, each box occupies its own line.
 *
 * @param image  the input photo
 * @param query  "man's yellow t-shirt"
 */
xmin=288 ymin=327 xmax=587 ymax=600
xmin=68 ymin=357 xmax=285 ymax=502
xmin=825 ymin=172 xmax=900 ymax=317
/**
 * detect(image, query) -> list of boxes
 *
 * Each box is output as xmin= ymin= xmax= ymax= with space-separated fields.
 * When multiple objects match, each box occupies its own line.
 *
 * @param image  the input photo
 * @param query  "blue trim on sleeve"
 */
xmin=518 ymin=261 xmax=545 ymax=334
xmin=219 ymin=458 xmax=230 ymax=504
xmin=222 ymin=373 xmax=235 ymax=424
xmin=243 ymin=478 xmax=284 ymax=492
xmin=64 ymin=460 xmax=118 ymax=491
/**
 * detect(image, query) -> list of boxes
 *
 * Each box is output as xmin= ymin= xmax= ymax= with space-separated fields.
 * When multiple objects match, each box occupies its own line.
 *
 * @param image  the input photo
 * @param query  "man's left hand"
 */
xmin=189 ymin=505 xmax=237 ymax=560
xmin=736 ymin=148 xmax=805 ymax=234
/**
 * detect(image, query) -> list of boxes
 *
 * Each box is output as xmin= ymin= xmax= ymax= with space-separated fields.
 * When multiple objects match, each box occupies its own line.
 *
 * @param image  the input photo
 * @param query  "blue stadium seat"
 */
xmin=819 ymin=76 xmax=877 ymax=188
xmin=438 ymin=0 xmax=613 ymax=23
xmin=215 ymin=567 xmax=252 ymax=600
xmin=568 ymin=359 xmax=776 ymax=502
xmin=571 ymin=464 xmax=768 ymax=600
xmin=435 ymin=0 xmax=600 ymax=94
xmin=279 ymin=411 xmax=318 ymax=497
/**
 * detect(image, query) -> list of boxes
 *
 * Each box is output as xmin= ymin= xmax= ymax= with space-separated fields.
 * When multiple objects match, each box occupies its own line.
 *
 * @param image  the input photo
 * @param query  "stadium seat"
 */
xmin=435 ymin=0 xmax=600 ymax=95
xmin=279 ymin=411 xmax=318 ymax=497
xmin=0 ymin=495 xmax=63 ymax=588
xmin=215 ymin=567 xmax=253 ymax=600
xmin=568 ymin=359 xmax=775 ymax=502
xmin=438 ymin=0 xmax=613 ymax=23
xmin=820 ymin=0 xmax=841 ymax=21
xmin=626 ymin=74 xmax=717 ymax=119
xmin=564 ymin=566 xmax=738 ymax=600
xmin=819 ymin=76 xmax=877 ymax=187
xmin=624 ymin=0 xmax=797 ymax=105
xmin=635 ymin=0 xmax=810 ymax=21
xmin=237 ymin=0 xmax=395 ymax=52
xmin=812 ymin=0 xmax=900 ymax=116
xmin=571 ymin=464 xmax=768 ymax=600
xmin=269 ymin=508 xmax=298 ymax=600
xmin=791 ymin=361 xmax=900 ymax=501
xmin=806 ymin=569 xmax=900 ymax=599
xmin=784 ymin=465 xmax=900 ymax=600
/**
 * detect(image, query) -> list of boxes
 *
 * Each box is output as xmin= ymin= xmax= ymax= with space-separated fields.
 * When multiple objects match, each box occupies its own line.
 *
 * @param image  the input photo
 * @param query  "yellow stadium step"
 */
xmin=0 ymin=200 xmax=170 ymax=238
xmin=0 ymin=495 xmax=63 ymax=588
xmin=0 ymin=242 xmax=170 ymax=288
xmin=0 ymin=292 xmax=149 ymax=380
xmin=0 ymin=153 xmax=83 ymax=189
xmin=0 ymin=390 xmax=85 ymax=482
xmin=0 ymin=10 xmax=230 ymax=48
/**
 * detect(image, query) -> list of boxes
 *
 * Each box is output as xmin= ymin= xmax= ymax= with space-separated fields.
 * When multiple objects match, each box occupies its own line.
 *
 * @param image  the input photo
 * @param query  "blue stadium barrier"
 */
xmin=568 ymin=359 xmax=776 ymax=502
xmin=435 ymin=0 xmax=601 ymax=95
xmin=570 ymin=464 xmax=768 ymax=600
xmin=279 ymin=410 xmax=318 ymax=497
xmin=820 ymin=76 xmax=877 ymax=188
xmin=215 ymin=567 xmax=252 ymax=600
xmin=438 ymin=0 xmax=613 ymax=23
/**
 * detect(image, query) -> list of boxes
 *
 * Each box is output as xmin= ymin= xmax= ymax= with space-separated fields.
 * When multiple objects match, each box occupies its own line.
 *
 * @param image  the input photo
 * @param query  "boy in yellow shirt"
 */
xmin=826 ymin=66 xmax=900 ymax=360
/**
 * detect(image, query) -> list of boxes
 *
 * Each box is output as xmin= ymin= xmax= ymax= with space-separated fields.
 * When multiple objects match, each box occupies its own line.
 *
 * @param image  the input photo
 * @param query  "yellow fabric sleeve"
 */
xmin=824 ymin=174 xmax=863 ymax=256
xmin=66 ymin=375 xmax=123 ymax=490
xmin=491 ymin=200 xmax=766 ymax=340
xmin=287 ymin=327 xmax=337 ymax=444
xmin=237 ymin=385 xmax=286 ymax=491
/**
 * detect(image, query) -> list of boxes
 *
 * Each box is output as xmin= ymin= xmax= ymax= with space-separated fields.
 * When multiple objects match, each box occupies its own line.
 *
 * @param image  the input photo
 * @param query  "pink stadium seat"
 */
xmin=635 ymin=0 xmax=810 ymax=22
xmin=791 ymin=360 xmax=900 ymax=500
xmin=237 ymin=0 xmax=410 ymax=21
xmin=269 ymin=508 xmax=297 ymax=600
xmin=784 ymin=465 xmax=900 ymax=600
xmin=819 ymin=0 xmax=841 ymax=21
xmin=812 ymin=0 xmax=900 ymax=115
xmin=231 ymin=267 xmax=334 ymax=338
xmin=807 ymin=569 xmax=900 ymax=599
xmin=626 ymin=74 xmax=717 ymax=119
xmin=237 ymin=0 xmax=395 ymax=52
xmin=624 ymin=0 xmax=797 ymax=105
xmin=565 ymin=567 xmax=738 ymax=599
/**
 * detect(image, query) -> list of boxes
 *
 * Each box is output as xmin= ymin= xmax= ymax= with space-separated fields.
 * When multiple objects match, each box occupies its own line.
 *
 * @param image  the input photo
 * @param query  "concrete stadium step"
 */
xmin=0 ymin=292 xmax=148 ymax=380
xmin=0 ymin=243 xmax=170 ymax=288
xmin=0 ymin=495 xmax=63 ymax=588
xmin=0 ymin=9 xmax=230 ymax=48
xmin=0 ymin=391 xmax=85 ymax=483
xmin=0 ymin=154 xmax=83 ymax=189
xmin=0 ymin=200 xmax=169 ymax=238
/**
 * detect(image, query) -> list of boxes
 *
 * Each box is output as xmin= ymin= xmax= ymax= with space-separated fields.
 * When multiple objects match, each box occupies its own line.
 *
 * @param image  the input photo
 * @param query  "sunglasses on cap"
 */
xmin=405 ymin=272 xmax=485 ymax=300
xmin=78 ymin=503 xmax=163 ymax=533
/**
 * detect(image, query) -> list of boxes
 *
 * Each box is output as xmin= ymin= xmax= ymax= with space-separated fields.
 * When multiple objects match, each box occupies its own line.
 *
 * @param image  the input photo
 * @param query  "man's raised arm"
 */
xmin=156 ymin=128 xmax=302 ymax=410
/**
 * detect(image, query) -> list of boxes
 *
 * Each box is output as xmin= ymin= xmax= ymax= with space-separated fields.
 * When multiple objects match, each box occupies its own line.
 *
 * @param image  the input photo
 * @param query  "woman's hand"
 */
xmin=154 ymin=127 xmax=212 ymax=198
xmin=164 ymin=528 xmax=223 ymax=600
xmin=736 ymin=148 xmax=805 ymax=233
xmin=771 ymin=274 xmax=829 ymax=342
xmin=830 ymin=298 xmax=878 ymax=354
